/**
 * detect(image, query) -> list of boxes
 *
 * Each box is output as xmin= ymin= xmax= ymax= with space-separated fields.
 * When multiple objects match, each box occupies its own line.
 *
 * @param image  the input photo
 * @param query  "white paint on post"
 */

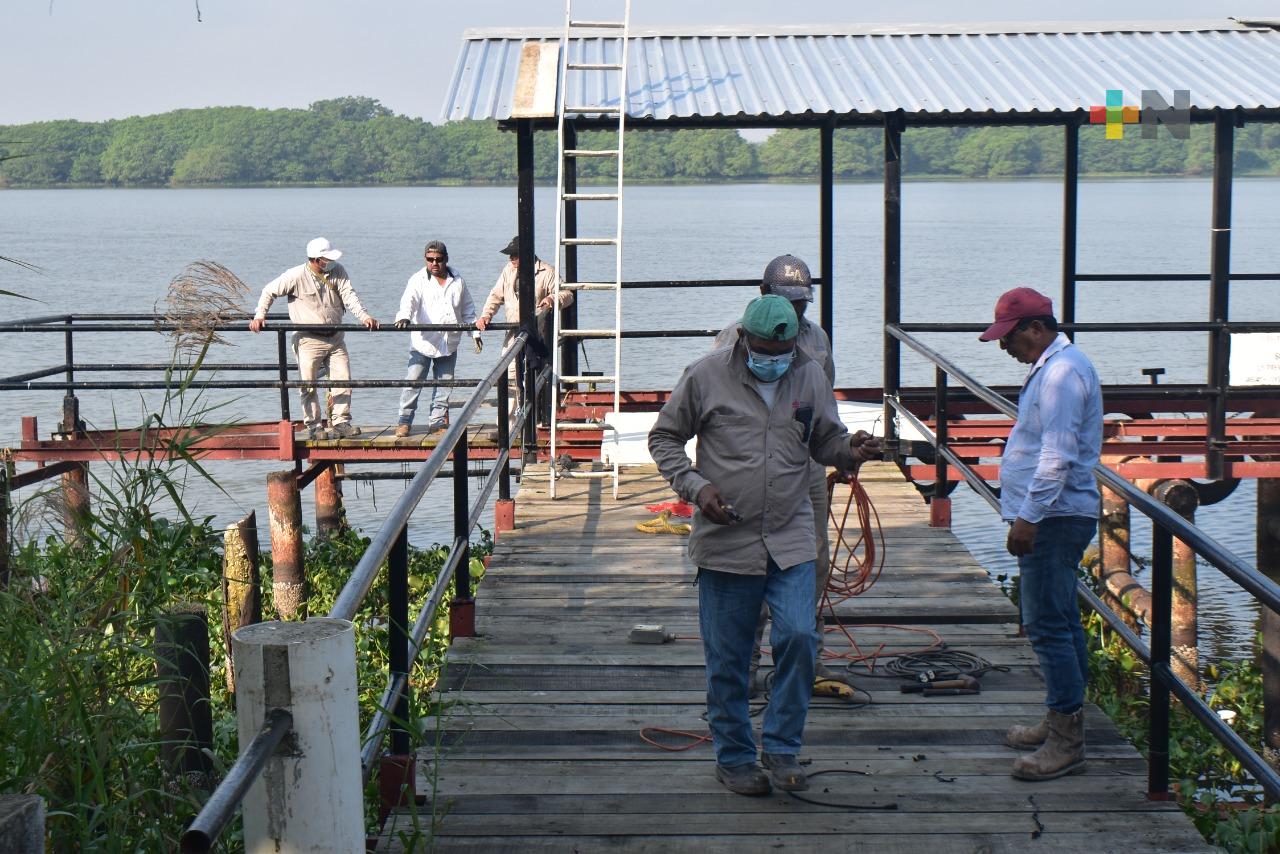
xmin=232 ymin=618 xmax=364 ymax=853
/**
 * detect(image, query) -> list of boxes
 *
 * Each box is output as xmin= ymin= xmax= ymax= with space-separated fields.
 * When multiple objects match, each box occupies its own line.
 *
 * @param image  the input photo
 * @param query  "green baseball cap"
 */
xmin=742 ymin=294 xmax=798 ymax=341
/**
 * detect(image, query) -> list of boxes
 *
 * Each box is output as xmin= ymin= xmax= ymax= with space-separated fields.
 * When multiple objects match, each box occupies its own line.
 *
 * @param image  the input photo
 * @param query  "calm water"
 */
xmin=2 ymin=180 xmax=1278 ymax=658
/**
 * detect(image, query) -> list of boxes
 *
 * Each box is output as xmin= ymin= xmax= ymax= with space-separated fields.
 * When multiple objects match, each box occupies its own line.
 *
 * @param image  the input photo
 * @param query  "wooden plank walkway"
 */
xmin=379 ymin=463 xmax=1209 ymax=853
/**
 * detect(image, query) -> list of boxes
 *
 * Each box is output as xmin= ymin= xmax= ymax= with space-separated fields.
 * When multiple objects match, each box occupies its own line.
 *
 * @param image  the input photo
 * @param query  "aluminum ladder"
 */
xmin=549 ymin=0 xmax=632 ymax=498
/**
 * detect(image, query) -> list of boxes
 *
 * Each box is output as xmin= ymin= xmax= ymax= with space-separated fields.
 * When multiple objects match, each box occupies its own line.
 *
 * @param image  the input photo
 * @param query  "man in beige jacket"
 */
xmin=649 ymin=295 xmax=880 ymax=797
xmin=250 ymin=237 xmax=379 ymax=440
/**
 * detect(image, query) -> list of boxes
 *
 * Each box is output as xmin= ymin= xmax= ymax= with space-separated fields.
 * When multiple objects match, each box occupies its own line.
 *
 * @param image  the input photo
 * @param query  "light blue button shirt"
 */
xmin=999 ymin=333 xmax=1103 ymax=524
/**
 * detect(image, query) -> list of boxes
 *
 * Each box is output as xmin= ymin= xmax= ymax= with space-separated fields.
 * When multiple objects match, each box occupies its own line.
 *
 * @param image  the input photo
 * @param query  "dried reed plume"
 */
xmin=162 ymin=260 xmax=251 ymax=352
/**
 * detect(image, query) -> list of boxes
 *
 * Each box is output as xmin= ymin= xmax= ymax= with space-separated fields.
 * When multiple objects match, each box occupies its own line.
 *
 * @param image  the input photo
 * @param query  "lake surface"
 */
xmin=2 ymin=180 xmax=1278 ymax=658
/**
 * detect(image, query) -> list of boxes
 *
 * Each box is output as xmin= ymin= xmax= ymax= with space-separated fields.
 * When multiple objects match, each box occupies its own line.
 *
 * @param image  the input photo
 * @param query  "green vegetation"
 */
xmin=0 ymin=357 xmax=489 ymax=849
xmin=3 ymin=95 xmax=1278 ymax=188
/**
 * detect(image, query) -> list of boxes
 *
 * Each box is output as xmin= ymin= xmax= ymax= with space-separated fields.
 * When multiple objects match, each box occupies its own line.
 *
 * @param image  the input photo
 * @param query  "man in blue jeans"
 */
xmin=393 ymin=240 xmax=482 ymax=436
xmin=649 ymin=295 xmax=880 ymax=795
xmin=980 ymin=286 xmax=1102 ymax=781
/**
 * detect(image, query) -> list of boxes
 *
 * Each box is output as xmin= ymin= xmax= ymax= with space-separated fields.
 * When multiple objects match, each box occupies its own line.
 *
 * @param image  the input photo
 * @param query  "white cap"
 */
xmin=306 ymin=237 xmax=342 ymax=261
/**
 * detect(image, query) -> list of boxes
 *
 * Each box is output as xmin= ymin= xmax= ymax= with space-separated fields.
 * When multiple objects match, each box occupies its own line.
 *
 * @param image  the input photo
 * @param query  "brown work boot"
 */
xmin=761 ymin=752 xmax=808 ymax=792
xmin=1006 ymin=713 xmax=1050 ymax=750
xmin=715 ymin=762 xmax=771 ymax=796
xmin=394 ymin=424 xmax=411 ymax=438
xmin=1011 ymin=708 xmax=1086 ymax=781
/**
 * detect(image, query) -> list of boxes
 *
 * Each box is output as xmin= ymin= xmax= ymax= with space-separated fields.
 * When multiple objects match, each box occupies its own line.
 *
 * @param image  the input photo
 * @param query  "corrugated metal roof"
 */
xmin=441 ymin=20 xmax=1280 ymax=123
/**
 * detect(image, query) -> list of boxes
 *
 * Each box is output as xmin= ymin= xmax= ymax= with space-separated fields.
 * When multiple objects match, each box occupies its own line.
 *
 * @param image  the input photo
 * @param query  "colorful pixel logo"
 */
xmin=1090 ymin=89 xmax=1191 ymax=140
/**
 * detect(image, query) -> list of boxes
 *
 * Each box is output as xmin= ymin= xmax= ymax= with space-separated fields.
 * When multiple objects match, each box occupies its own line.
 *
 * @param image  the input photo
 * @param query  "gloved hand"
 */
xmin=473 ymin=331 xmax=484 ymax=353
xmin=394 ymin=319 xmax=410 ymax=330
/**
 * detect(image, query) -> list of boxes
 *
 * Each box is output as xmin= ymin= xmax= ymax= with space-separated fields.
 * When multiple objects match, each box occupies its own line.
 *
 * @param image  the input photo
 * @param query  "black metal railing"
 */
xmin=179 ymin=330 xmax=536 ymax=851
xmin=885 ymin=322 xmax=1280 ymax=800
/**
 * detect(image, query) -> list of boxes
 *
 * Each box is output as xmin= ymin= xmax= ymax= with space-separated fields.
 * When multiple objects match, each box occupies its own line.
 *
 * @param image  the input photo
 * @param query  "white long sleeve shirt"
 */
xmin=999 ymin=333 xmax=1103 ymax=524
xmin=394 ymin=266 xmax=478 ymax=357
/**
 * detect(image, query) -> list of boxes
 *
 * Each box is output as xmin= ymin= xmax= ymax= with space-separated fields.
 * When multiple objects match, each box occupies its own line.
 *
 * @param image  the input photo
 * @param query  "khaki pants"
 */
xmin=752 ymin=466 xmax=831 ymax=673
xmin=293 ymin=333 xmax=352 ymax=428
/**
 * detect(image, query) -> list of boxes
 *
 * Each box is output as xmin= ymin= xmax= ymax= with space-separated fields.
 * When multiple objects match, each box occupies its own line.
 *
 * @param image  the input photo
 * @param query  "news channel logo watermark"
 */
xmin=1090 ymin=89 xmax=1191 ymax=140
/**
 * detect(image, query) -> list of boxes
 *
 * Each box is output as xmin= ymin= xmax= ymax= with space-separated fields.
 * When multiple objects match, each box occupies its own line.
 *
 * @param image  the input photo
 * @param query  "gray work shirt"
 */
xmin=648 ymin=338 xmax=858 ymax=575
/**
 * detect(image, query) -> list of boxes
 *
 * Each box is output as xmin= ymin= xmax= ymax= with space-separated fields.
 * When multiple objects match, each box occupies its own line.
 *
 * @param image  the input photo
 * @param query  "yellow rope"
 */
xmin=634 ymin=509 xmax=691 ymax=536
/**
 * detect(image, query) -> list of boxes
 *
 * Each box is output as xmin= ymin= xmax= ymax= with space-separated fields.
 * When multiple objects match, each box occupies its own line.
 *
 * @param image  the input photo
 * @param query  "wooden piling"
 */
xmin=221 ymin=510 xmax=262 ymax=694
xmin=1259 ymin=477 xmax=1280 ymax=771
xmin=156 ymin=604 xmax=213 ymax=789
xmin=314 ymin=464 xmax=346 ymax=538
xmin=267 ymin=470 xmax=306 ymax=620
xmin=1150 ymin=479 xmax=1200 ymax=690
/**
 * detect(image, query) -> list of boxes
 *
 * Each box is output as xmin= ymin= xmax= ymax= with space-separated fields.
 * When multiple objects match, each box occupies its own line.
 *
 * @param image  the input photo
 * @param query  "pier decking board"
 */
xmin=378 ymin=463 xmax=1208 ymax=852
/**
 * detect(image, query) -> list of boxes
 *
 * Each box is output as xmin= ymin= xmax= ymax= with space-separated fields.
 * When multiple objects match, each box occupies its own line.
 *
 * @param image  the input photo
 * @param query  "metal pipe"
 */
xmin=820 ymin=119 xmax=835 ymax=346
xmin=1148 ymin=523 xmax=1173 ymax=798
xmin=1260 ymin=477 xmax=1280 ymax=769
xmin=517 ymin=118 xmax=539 ymax=456
xmin=497 ymin=370 xmax=511 ymax=501
xmin=275 ymin=331 xmax=290 ymax=422
xmin=314 ymin=464 xmax=345 ymax=537
xmin=930 ymin=366 xmax=951 ymax=528
xmin=451 ymin=429 xmax=475 ymax=638
xmin=1207 ymin=110 xmax=1234 ymax=480
xmin=179 ymin=708 xmax=294 ymax=854
xmin=1062 ymin=121 xmax=1079 ymax=338
xmin=884 ymin=396 xmax=999 ymax=513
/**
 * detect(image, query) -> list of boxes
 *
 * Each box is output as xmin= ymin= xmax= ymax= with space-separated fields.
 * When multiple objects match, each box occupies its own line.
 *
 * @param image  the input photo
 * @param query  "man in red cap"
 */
xmin=980 ymin=286 xmax=1102 ymax=782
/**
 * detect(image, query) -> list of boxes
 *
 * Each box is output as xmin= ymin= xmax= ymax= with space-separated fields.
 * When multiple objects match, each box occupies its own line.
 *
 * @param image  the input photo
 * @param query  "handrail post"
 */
xmin=882 ymin=113 xmax=904 ymax=458
xmin=930 ymin=366 xmax=951 ymax=528
xmin=1148 ymin=522 xmax=1174 ymax=799
xmin=379 ymin=525 xmax=415 ymax=821
xmin=495 ymin=368 xmax=515 ymax=536
xmin=1062 ymin=121 xmax=1079 ymax=340
xmin=276 ymin=330 xmax=291 ymax=423
xmin=450 ymin=430 xmax=476 ymax=638
xmin=1207 ymin=110 xmax=1234 ymax=480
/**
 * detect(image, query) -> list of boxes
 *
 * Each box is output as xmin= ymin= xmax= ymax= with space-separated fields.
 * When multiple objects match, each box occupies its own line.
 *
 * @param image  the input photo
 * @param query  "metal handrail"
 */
xmin=886 ymin=321 xmax=1280 ymax=799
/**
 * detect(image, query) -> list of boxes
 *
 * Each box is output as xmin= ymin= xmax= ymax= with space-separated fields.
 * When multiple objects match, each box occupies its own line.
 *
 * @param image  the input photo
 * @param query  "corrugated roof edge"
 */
xmin=460 ymin=18 xmax=1278 ymax=40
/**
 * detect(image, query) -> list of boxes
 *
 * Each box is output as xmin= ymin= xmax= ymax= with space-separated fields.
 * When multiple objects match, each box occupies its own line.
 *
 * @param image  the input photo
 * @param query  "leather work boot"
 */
xmin=761 ymin=752 xmax=808 ymax=792
xmin=394 ymin=424 xmax=411 ymax=438
xmin=1011 ymin=708 xmax=1086 ymax=781
xmin=1005 ymin=713 xmax=1050 ymax=750
xmin=715 ymin=762 xmax=771 ymax=796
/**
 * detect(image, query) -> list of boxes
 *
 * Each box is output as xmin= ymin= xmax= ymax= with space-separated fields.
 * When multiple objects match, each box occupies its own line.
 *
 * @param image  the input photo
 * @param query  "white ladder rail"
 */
xmin=550 ymin=0 xmax=631 ymax=499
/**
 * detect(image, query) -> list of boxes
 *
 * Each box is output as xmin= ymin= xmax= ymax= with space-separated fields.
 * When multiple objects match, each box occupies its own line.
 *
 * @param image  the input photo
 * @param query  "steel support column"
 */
xmin=1207 ymin=111 xmax=1234 ymax=480
xmin=516 ymin=119 xmax=539 ymax=459
xmin=1062 ymin=122 xmax=1079 ymax=339
xmin=882 ymin=113 xmax=904 ymax=451
xmin=820 ymin=120 xmax=835 ymax=346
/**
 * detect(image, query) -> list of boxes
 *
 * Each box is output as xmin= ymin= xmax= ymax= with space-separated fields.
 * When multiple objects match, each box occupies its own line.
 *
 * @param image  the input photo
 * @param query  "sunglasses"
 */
xmin=425 ymin=256 xmax=446 ymax=263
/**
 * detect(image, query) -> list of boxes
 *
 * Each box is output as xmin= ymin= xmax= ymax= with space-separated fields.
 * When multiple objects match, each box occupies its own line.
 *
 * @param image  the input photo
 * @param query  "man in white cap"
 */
xmin=250 ymin=237 xmax=379 ymax=440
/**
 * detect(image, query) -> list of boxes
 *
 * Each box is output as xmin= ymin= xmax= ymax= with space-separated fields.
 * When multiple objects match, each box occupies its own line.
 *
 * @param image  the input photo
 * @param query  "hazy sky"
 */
xmin=3 ymin=0 xmax=1276 ymax=125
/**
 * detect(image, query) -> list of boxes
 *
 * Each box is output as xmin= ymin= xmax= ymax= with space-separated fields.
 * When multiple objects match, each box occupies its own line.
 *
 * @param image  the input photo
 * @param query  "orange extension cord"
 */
xmin=639 ymin=472 xmax=943 ymax=752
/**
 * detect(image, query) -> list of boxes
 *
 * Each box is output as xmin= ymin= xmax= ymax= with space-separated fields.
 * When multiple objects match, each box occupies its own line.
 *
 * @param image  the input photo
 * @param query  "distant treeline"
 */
xmin=2 ymin=95 xmax=1279 ymax=187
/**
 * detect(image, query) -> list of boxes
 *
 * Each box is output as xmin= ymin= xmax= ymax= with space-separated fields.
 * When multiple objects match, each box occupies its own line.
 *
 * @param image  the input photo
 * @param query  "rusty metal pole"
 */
xmin=1149 ymin=479 xmax=1200 ymax=690
xmin=267 ymin=470 xmax=305 ymax=620
xmin=59 ymin=394 xmax=90 ymax=543
xmin=314 ymin=464 xmax=345 ymax=538
xmin=156 ymin=604 xmax=213 ymax=790
xmin=1098 ymin=457 xmax=1136 ymax=625
xmin=1259 ymin=477 xmax=1280 ymax=772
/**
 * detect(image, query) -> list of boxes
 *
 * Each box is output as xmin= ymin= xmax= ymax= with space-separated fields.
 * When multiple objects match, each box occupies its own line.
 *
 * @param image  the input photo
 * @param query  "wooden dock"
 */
xmin=379 ymin=463 xmax=1210 ymax=853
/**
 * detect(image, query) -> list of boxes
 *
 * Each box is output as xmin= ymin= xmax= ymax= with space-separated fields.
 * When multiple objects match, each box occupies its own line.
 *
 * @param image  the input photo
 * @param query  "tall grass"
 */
xmin=0 ymin=348 xmax=489 ymax=849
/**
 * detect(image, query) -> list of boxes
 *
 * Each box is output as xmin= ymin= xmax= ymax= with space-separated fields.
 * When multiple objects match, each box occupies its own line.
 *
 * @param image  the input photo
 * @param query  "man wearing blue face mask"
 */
xmin=250 ymin=237 xmax=380 ymax=440
xmin=649 ymin=294 xmax=881 ymax=797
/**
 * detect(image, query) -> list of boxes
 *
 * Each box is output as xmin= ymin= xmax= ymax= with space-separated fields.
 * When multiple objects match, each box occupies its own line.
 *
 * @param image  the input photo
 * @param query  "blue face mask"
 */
xmin=746 ymin=348 xmax=794 ymax=382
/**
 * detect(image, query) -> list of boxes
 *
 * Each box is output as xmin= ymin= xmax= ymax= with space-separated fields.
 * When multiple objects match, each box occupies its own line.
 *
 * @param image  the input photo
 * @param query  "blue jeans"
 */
xmin=397 ymin=350 xmax=456 ymax=426
xmin=1018 ymin=516 xmax=1096 ymax=714
xmin=698 ymin=558 xmax=817 ymax=768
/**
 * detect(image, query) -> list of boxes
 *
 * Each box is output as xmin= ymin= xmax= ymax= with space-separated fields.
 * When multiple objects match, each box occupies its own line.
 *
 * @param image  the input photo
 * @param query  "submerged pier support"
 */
xmin=221 ymin=510 xmax=262 ymax=694
xmin=156 ymin=605 xmax=213 ymax=789
xmin=1150 ymin=479 xmax=1200 ymax=689
xmin=1260 ymin=478 xmax=1280 ymax=771
xmin=314 ymin=464 xmax=345 ymax=538
xmin=1096 ymin=459 xmax=1152 ymax=626
xmin=266 ymin=471 xmax=305 ymax=620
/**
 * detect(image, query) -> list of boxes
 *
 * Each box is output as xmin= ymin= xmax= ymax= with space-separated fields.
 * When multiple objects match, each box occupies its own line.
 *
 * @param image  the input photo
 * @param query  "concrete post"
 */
xmin=222 ymin=510 xmax=262 ymax=695
xmin=266 ymin=471 xmax=305 ymax=620
xmin=314 ymin=465 xmax=345 ymax=539
xmin=1259 ymin=478 xmax=1280 ymax=771
xmin=232 ymin=619 xmax=363 ymax=853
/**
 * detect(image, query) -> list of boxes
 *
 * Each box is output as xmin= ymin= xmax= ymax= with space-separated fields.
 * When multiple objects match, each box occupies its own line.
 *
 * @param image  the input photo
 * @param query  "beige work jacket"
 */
xmin=648 ymin=339 xmax=858 ymax=575
xmin=478 ymin=259 xmax=572 ymax=326
xmin=252 ymin=262 xmax=373 ymax=335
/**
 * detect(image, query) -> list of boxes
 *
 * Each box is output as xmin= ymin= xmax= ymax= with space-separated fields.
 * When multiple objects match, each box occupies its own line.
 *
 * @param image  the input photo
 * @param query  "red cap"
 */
xmin=979 ymin=287 xmax=1054 ymax=342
